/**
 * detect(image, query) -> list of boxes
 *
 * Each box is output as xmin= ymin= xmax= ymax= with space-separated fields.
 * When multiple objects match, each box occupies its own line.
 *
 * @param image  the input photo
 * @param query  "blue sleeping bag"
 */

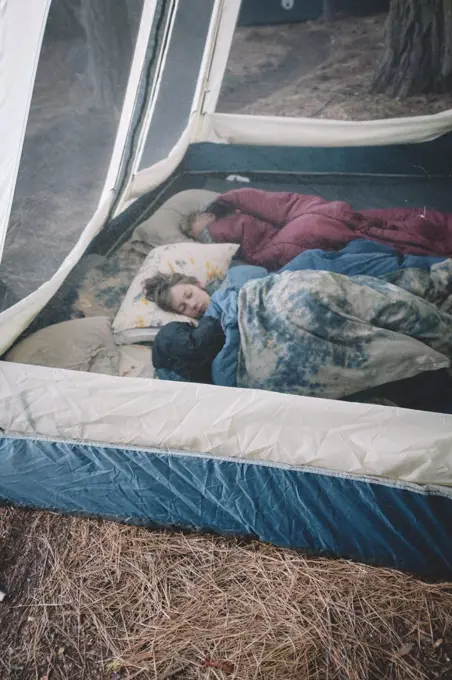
xmin=205 ymin=240 xmax=445 ymax=387
xmin=280 ymin=239 xmax=444 ymax=276
xmin=205 ymin=265 xmax=266 ymax=386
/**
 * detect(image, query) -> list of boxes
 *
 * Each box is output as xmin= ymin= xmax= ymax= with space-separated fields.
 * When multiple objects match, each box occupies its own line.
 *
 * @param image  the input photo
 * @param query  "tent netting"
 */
xmin=0 ymin=0 xmax=144 ymax=312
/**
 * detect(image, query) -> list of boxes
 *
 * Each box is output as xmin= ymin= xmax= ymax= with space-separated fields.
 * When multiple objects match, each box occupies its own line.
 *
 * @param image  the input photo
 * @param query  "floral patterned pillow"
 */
xmin=112 ymin=242 xmax=239 ymax=344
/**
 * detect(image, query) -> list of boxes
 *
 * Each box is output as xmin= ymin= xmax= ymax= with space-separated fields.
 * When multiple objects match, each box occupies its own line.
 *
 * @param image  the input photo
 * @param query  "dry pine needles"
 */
xmin=0 ymin=507 xmax=451 ymax=679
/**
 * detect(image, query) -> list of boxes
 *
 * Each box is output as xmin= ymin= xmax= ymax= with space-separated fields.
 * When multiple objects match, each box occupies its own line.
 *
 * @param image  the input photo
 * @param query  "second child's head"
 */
xmin=179 ymin=211 xmax=215 ymax=240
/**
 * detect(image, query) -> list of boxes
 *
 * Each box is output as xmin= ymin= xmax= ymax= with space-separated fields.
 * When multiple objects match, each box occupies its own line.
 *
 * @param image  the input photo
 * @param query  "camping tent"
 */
xmin=1 ymin=0 xmax=452 ymax=579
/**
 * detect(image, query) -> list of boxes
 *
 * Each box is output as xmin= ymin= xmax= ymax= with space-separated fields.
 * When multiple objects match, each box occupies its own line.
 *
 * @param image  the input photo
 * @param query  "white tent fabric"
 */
xmin=198 ymin=0 xmax=242 ymax=116
xmin=0 ymin=0 xmax=51 ymax=260
xmin=0 ymin=0 xmax=152 ymax=352
xmin=1 ymin=361 xmax=452 ymax=490
xmin=127 ymin=0 xmax=226 ymax=202
xmin=195 ymin=109 xmax=452 ymax=147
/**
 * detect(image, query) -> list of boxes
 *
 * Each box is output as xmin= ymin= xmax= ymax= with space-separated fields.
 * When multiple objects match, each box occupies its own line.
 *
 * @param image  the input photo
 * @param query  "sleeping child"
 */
xmin=180 ymin=187 xmax=452 ymax=269
xmin=146 ymin=246 xmax=452 ymax=410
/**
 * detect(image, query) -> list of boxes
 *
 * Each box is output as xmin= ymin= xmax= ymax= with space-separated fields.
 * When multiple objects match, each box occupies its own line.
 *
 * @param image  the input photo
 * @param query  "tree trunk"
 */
xmin=80 ymin=0 xmax=132 ymax=113
xmin=372 ymin=0 xmax=452 ymax=96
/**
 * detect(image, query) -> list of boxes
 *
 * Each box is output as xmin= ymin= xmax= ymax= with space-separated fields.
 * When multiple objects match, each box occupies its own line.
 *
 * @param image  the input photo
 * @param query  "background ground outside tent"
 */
xmin=0 ymin=507 xmax=452 ymax=680
xmin=218 ymin=14 xmax=452 ymax=119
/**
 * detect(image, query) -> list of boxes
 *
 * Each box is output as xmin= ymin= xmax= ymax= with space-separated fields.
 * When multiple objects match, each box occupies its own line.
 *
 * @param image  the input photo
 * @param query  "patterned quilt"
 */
xmin=236 ymin=265 xmax=452 ymax=400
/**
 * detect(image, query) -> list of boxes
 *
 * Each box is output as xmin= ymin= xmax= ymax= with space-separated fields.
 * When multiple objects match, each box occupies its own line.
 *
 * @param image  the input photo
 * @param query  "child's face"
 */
xmin=190 ymin=212 xmax=214 ymax=238
xmin=170 ymin=283 xmax=211 ymax=319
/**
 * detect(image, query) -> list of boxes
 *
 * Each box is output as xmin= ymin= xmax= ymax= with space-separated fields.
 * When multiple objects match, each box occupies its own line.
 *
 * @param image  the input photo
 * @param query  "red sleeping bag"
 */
xmin=205 ymin=188 xmax=452 ymax=269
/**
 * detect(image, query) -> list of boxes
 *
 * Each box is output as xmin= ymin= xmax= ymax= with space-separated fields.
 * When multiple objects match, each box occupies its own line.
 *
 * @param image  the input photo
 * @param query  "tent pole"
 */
xmin=196 ymin=0 xmax=242 ymax=119
xmin=100 ymin=0 xmax=160 ymax=207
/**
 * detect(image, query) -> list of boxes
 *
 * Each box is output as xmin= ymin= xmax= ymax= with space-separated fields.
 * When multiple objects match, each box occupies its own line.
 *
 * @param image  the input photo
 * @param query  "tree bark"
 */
xmin=80 ymin=0 xmax=133 ymax=113
xmin=372 ymin=0 xmax=452 ymax=96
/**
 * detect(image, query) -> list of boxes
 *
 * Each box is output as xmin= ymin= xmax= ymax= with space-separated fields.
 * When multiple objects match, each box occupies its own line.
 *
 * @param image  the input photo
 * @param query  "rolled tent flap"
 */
xmin=195 ymin=110 xmax=452 ymax=148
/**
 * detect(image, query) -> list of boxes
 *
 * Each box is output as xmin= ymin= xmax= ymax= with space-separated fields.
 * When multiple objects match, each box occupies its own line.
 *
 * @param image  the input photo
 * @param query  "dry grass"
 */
xmin=1 ymin=508 xmax=452 ymax=679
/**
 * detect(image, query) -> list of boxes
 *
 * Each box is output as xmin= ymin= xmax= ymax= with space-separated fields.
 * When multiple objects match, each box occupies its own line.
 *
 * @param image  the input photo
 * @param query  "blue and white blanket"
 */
xmin=148 ymin=240 xmax=449 ymax=398
xmin=205 ymin=254 xmax=452 ymax=398
xmin=236 ymin=266 xmax=452 ymax=399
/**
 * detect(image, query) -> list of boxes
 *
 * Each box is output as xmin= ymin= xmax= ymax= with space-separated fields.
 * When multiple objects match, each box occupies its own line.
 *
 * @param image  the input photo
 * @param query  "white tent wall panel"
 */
xmin=197 ymin=0 xmax=242 ymax=117
xmin=1 ymin=361 xmax=452 ymax=490
xmin=0 ymin=0 xmax=51 ymax=260
xmin=0 ymin=0 xmax=170 ymax=352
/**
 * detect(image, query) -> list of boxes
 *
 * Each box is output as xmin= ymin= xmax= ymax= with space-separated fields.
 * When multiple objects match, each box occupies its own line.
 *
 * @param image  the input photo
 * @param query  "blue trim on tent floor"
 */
xmin=1 ymin=435 xmax=451 ymax=579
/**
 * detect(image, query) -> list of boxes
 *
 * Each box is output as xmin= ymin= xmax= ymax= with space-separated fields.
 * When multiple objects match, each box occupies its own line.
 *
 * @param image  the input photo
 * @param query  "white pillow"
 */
xmin=131 ymin=189 xmax=219 ymax=254
xmin=113 ymin=242 xmax=239 ymax=344
xmin=5 ymin=317 xmax=120 ymax=376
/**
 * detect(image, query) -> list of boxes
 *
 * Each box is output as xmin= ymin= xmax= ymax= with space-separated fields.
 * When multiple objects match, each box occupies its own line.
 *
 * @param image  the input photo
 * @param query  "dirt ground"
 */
xmin=1 ymin=507 xmax=452 ymax=680
xmin=219 ymin=13 xmax=452 ymax=120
